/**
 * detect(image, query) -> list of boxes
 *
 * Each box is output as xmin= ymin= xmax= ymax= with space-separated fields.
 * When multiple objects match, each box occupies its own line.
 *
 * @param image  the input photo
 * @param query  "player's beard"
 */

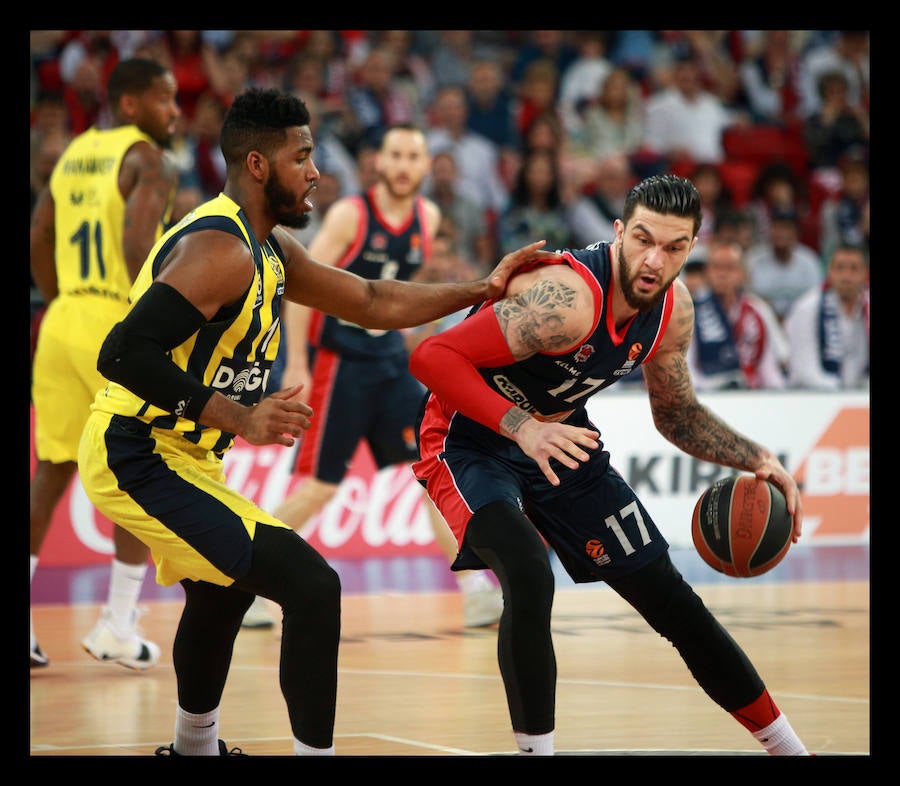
xmin=617 ymin=241 xmax=676 ymax=311
xmin=380 ymin=170 xmax=421 ymax=200
xmin=265 ymin=170 xmax=312 ymax=230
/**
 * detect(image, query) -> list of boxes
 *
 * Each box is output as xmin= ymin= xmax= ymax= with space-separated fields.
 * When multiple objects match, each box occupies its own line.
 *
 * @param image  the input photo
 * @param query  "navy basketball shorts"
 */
xmin=423 ymin=424 xmax=670 ymax=584
xmin=296 ymin=348 xmax=424 ymax=483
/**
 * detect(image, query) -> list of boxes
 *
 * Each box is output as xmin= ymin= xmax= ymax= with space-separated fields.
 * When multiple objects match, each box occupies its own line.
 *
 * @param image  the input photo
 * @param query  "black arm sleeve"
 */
xmin=97 ymin=281 xmax=215 ymax=421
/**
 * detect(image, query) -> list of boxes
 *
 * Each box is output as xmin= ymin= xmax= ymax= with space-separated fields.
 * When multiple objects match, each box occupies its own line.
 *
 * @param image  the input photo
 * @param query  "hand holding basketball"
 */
xmin=691 ymin=475 xmax=793 ymax=578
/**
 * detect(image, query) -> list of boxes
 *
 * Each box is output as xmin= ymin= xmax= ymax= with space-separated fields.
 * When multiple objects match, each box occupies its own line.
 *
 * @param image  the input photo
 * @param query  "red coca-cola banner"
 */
xmin=30 ymin=406 xmax=442 ymax=567
xmin=30 ymin=390 xmax=869 ymax=567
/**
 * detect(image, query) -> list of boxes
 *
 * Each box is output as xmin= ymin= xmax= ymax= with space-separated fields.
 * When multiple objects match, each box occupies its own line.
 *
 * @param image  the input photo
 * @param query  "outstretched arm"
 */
xmin=281 ymin=230 xmax=563 ymax=331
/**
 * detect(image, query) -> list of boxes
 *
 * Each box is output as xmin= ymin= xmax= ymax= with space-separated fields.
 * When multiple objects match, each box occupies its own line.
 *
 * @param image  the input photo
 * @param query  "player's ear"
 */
xmin=118 ymin=93 xmax=139 ymax=122
xmin=246 ymin=151 xmax=268 ymax=182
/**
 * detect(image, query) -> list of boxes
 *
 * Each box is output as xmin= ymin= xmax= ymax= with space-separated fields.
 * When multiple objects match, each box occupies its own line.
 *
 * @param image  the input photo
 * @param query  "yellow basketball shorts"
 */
xmin=31 ymin=295 xmax=127 ymax=464
xmin=78 ymin=410 xmax=291 ymax=587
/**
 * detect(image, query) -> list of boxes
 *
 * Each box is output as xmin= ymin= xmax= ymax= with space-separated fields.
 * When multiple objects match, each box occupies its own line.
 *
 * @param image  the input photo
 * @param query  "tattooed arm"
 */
xmin=642 ymin=279 xmax=803 ymax=539
xmin=409 ymin=263 xmax=600 ymax=486
xmin=497 ymin=264 xmax=593 ymax=359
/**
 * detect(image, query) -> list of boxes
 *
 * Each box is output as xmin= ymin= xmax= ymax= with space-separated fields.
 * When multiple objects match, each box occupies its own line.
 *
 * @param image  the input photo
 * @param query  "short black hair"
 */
xmin=220 ymin=88 xmax=311 ymax=166
xmin=623 ymin=174 xmax=703 ymax=238
xmin=714 ymin=207 xmax=752 ymax=233
xmin=831 ymin=242 xmax=869 ymax=267
xmin=106 ymin=58 xmax=170 ymax=107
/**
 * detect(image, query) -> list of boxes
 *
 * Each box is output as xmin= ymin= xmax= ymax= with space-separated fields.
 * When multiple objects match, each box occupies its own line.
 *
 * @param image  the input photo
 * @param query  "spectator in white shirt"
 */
xmin=425 ymin=84 xmax=509 ymax=218
xmin=798 ymin=30 xmax=869 ymax=118
xmin=688 ymin=239 xmax=788 ymax=390
xmin=783 ymin=243 xmax=869 ymax=391
xmin=557 ymin=31 xmax=613 ymax=137
xmin=643 ymin=51 xmax=738 ymax=166
xmin=746 ymin=207 xmax=823 ymax=323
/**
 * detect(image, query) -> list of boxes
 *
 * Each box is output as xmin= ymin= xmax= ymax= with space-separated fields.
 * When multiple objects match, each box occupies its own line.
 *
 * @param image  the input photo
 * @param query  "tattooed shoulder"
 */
xmin=495 ymin=276 xmax=586 ymax=356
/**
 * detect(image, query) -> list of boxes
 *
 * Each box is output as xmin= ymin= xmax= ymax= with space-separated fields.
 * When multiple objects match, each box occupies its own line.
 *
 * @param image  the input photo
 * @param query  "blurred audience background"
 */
xmin=31 ymin=29 xmax=869 ymax=392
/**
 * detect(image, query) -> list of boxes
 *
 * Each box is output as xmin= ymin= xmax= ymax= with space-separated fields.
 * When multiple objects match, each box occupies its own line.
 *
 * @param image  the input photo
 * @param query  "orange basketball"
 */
xmin=691 ymin=475 xmax=793 ymax=578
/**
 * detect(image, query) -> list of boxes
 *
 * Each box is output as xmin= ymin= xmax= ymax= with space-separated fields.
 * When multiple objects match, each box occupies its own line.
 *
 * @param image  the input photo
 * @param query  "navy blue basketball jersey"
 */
xmin=308 ymin=188 xmax=431 ymax=359
xmin=469 ymin=240 xmax=673 ymax=426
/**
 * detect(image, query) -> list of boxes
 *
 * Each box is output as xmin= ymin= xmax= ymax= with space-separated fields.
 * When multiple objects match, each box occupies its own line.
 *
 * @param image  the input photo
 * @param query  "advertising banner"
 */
xmin=30 ymin=391 xmax=869 ymax=566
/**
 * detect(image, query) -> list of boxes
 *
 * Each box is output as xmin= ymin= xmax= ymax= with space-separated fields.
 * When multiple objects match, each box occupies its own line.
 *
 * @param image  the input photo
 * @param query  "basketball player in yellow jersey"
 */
xmin=29 ymin=58 xmax=181 ymax=670
xmin=76 ymin=87 xmax=557 ymax=756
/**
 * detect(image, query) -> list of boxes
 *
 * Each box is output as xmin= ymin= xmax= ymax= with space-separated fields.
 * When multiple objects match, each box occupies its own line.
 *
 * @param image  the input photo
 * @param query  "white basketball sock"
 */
xmin=174 ymin=706 xmax=220 ymax=755
xmin=752 ymin=714 xmax=810 ymax=755
xmin=514 ymin=730 xmax=554 ymax=755
xmin=107 ymin=558 xmax=148 ymax=630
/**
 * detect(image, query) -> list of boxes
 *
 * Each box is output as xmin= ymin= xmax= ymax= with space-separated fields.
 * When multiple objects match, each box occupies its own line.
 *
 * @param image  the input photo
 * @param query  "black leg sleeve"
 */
xmin=236 ymin=523 xmax=341 ymax=749
xmin=606 ymin=552 xmax=766 ymax=711
xmin=466 ymin=500 xmax=557 ymax=734
xmin=174 ymin=579 xmax=254 ymax=713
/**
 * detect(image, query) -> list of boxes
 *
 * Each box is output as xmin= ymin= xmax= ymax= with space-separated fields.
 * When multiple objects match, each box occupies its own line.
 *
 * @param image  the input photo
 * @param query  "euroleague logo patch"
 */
xmin=402 ymin=426 xmax=418 ymax=450
xmin=585 ymin=539 xmax=611 ymax=566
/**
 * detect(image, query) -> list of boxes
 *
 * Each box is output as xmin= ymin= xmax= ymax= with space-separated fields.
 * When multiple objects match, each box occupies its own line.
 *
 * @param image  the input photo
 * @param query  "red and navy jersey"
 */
xmin=469 ymin=240 xmax=674 ymax=426
xmin=308 ymin=188 xmax=431 ymax=359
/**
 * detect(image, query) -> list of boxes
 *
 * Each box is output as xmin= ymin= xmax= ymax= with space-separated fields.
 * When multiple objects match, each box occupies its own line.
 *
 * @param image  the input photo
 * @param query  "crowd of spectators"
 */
xmin=30 ymin=29 xmax=869 ymax=392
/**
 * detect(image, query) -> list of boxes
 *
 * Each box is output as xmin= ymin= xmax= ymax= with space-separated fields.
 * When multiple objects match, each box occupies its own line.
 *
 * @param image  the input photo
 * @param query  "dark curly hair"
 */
xmin=220 ymin=88 xmax=311 ymax=166
xmin=623 ymin=174 xmax=703 ymax=238
xmin=106 ymin=58 xmax=170 ymax=106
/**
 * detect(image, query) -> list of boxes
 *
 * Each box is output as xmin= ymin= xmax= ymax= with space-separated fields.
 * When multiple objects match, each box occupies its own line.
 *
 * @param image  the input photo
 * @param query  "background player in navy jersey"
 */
xmin=241 ymin=123 xmax=502 ymax=631
xmin=29 ymin=58 xmax=181 ymax=670
xmin=77 ymin=88 xmax=554 ymax=755
xmin=409 ymin=174 xmax=810 ymax=756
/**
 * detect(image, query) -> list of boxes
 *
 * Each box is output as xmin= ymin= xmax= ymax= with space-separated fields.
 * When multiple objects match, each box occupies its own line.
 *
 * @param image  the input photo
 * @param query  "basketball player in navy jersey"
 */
xmin=77 ymin=88 xmax=554 ymax=755
xmin=410 ymin=175 xmax=810 ymax=756
xmin=241 ymin=123 xmax=502 ymax=631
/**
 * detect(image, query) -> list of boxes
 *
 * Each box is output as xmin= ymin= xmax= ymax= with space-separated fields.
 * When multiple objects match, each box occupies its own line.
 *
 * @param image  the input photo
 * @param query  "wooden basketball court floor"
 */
xmin=28 ymin=544 xmax=870 ymax=760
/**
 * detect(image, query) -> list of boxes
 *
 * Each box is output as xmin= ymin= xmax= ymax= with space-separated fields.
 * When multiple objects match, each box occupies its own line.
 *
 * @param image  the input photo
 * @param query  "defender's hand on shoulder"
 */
xmin=483 ymin=240 xmax=563 ymax=299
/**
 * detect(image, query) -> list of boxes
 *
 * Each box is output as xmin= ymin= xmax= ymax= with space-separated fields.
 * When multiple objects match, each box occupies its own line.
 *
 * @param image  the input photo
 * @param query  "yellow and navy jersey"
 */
xmin=91 ymin=193 xmax=287 ymax=457
xmin=48 ymin=125 xmax=174 ymax=301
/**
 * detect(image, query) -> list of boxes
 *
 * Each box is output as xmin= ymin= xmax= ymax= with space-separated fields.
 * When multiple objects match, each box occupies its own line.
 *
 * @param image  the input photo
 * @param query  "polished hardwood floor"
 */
xmin=29 ymin=546 xmax=870 ymax=759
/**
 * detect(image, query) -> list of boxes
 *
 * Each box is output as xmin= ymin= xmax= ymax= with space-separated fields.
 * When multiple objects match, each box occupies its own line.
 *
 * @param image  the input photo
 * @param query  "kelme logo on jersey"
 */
xmin=211 ymin=361 xmax=270 ymax=400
